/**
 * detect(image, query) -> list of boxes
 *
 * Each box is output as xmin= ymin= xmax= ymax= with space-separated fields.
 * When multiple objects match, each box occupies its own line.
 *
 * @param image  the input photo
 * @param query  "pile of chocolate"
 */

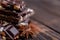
xmin=0 ymin=0 xmax=26 ymax=25
xmin=0 ymin=0 xmax=28 ymax=40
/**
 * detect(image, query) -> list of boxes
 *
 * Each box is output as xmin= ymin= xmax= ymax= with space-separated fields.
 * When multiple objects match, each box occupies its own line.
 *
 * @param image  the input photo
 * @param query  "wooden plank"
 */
xmin=24 ymin=0 xmax=60 ymax=33
xmin=27 ymin=21 xmax=60 ymax=40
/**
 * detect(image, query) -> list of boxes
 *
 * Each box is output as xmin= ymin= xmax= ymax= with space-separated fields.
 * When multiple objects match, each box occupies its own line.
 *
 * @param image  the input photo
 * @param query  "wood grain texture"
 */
xmin=24 ymin=0 xmax=60 ymax=40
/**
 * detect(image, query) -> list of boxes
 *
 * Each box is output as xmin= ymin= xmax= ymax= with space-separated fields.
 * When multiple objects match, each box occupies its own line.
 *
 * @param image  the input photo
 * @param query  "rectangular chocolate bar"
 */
xmin=4 ymin=24 xmax=19 ymax=40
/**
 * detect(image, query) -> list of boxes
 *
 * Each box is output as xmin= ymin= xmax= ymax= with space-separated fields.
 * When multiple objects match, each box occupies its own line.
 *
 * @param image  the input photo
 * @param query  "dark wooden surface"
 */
xmin=24 ymin=0 xmax=60 ymax=40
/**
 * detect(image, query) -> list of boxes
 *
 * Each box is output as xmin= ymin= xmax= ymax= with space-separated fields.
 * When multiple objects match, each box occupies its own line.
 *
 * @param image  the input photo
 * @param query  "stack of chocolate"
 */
xmin=0 ymin=0 xmax=25 ymax=25
xmin=0 ymin=0 xmax=25 ymax=40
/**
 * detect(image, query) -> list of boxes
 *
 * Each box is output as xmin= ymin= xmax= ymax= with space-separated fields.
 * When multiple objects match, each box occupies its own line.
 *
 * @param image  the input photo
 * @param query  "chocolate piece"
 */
xmin=4 ymin=24 xmax=19 ymax=40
